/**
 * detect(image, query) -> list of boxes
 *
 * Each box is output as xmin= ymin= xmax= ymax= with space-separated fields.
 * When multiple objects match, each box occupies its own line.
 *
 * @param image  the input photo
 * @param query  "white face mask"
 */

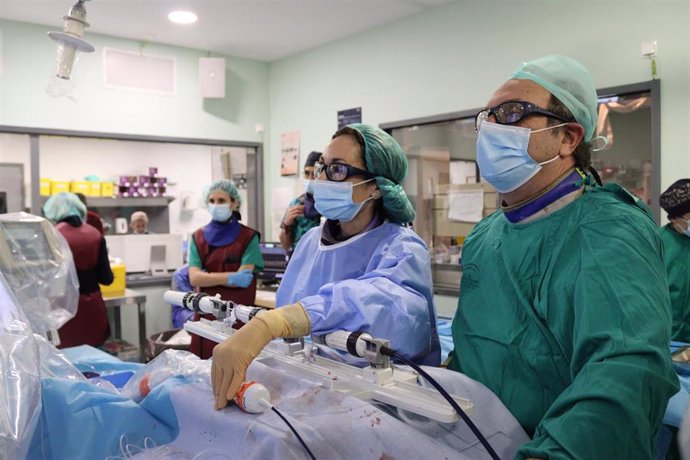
xmin=208 ymin=203 xmax=232 ymax=222
xmin=675 ymin=218 xmax=690 ymax=238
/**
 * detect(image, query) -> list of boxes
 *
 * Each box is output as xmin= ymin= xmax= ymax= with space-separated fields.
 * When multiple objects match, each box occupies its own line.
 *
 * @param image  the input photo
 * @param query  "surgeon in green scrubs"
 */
xmin=446 ymin=55 xmax=678 ymax=459
xmin=660 ymin=179 xmax=690 ymax=343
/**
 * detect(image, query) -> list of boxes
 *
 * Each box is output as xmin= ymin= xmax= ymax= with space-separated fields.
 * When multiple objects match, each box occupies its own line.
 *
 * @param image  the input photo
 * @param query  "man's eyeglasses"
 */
xmin=313 ymin=162 xmax=375 ymax=182
xmin=474 ymin=100 xmax=573 ymax=131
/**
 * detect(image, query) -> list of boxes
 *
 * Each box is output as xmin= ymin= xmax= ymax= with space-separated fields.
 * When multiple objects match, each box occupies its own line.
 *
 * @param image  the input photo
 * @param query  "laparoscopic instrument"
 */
xmin=163 ymin=290 xmax=499 ymax=460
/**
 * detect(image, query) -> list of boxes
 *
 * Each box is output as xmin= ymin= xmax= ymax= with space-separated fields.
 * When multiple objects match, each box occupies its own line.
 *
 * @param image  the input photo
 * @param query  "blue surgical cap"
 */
xmin=203 ymin=179 xmax=241 ymax=206
xmin=346 ymin=124 xmax=415 ymax=224
xmin=510 ymin=55 xmax=598 ymax=142
xmin=43 ymin=192 xmax=86 ymax=222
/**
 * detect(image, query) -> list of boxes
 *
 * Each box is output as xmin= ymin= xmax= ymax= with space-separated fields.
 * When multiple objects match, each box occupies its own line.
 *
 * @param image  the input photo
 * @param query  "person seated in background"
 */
xmin=75 ymin=192 xmax=105 ymax=235
xmin=130 ymin=211 xmax=150 ymax=234
xmin=278 ymin=150 xmax=322 ymax=251
xmin=187 ymin=179 xmax=264 ymax=358
xmin=211 ymin=123 xmax=440 ymax=410
xmin=659 ymin=179 xmax=690 ymax=343
xmin=43 ymin=192 xmax=113 ymax=348
xmin=171 ymin=264 xmax=194 ymax=328
xmin=446 ymin=55 xmax=678 ymax=459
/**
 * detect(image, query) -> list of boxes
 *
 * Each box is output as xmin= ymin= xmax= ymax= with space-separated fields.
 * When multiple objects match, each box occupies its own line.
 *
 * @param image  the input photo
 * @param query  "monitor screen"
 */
xmin=258 ymin=242 xmax=289 ymax=280
xmin=3 ymin=221 xmax=54 ymax=262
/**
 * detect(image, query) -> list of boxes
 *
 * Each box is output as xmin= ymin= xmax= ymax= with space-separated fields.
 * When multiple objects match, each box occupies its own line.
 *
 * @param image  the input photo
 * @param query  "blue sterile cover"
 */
xmin=26 ymin=376 xmax=184 ymax=459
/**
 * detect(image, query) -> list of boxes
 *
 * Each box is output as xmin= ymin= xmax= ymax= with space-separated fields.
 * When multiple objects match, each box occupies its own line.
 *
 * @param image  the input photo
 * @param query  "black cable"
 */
xmin=380 ymin=346 xmax=500 ymax=460
xmin=271 ymin=406 xmax=316 ymax=460
xmin=588 ymin=165 xmax=604 ymax=186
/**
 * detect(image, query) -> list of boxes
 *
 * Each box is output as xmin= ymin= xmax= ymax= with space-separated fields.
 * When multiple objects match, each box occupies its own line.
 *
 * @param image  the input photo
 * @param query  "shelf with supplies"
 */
xmin=41 ymin=196 xmax=175 ymax=208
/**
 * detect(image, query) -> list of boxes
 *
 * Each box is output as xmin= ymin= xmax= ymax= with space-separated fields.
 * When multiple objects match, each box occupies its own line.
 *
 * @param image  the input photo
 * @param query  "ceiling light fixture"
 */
xmin=168 ymin=11 xmax=198 ymax=25
xmin=46 ymin=0 xmax=95 ymax=99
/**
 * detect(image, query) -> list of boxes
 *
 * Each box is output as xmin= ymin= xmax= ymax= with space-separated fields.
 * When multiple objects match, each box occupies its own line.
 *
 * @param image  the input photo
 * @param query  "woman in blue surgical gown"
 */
xmin=211 ymin=124 xmax=440 ymax=409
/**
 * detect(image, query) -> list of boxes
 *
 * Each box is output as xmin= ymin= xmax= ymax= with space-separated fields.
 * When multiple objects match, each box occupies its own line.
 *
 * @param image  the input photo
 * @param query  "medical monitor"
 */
xmin=257 ymin=242 xmax=289 ymax=281
xmin=0 ymin=217 xmax=60 ymax=271
xmin=105 ymin=233 xmax=183 ymax=273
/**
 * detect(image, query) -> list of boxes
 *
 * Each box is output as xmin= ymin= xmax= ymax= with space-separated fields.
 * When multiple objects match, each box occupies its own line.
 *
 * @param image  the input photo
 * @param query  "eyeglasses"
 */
xmin=313 ymin=161 xmax=375 ymax=182
xmin=474 ymin=100 xmax=573 ymax=131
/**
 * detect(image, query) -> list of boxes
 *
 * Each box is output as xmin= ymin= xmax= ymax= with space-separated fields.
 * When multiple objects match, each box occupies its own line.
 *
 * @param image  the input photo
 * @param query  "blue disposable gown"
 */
xmin=276 ymin=221 xmax=441 ymax=366
xmin=448 ymin=182 xmax=679 ymax=459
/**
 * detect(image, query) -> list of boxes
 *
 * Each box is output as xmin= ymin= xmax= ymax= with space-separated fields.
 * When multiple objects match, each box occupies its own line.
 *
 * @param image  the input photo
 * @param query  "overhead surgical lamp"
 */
xmin=46 ymin=0 xmax=95 ymax=98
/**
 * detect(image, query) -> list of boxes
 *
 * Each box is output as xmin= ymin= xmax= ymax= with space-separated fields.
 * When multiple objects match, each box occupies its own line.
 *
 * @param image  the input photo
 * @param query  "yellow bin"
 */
xmin=70 ymin=181 xmax=90 ymax=195
xmin=100 ymin=263 xmax=126 ymax=296
xmin=40 ymin=178 xmax=52 ymax=196
xmin=51 ymin=180 xmax=70 ymax=195
xmin=88 ymin=182 xmax=102 ymax=197
xmin=101 ymin=182 xmax=115 ymax=197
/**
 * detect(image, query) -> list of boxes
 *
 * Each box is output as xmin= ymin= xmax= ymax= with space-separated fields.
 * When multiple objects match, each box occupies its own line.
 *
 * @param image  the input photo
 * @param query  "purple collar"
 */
xmin=203 ymin=217 xmax=241 ymax=246
xmin=321 ymin=212 xmax=383 ymax=245
xmin=503 ymin=170 xmax=584 ymax=223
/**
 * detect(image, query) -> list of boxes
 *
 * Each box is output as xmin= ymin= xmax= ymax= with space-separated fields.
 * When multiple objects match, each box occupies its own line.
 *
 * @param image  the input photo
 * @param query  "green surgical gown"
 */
xmin=660 ymin=224 xmax=690 ymax=343
xmin=448 ymin=183 xmax=679 ymax=459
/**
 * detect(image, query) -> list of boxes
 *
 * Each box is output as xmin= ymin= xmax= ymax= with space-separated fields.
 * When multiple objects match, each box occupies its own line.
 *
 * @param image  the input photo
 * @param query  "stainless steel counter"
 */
xmin=103 ymin=288 xmax=147 ymax=361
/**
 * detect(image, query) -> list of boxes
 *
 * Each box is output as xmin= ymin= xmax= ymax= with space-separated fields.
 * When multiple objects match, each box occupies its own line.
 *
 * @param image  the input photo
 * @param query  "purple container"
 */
xmin=148 ymin=167 xmax=158 ymax=176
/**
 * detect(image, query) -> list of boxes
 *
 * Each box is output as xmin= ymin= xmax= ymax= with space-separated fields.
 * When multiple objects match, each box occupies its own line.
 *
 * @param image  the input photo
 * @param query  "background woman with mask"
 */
xmin=43 ymin=192 xmax=113 ymax=348
xmin=187 ymin=179 xmax=264 ymax=358
xmin=210 ymin=124 xmax=440 ymax=410
xmin=278 ymin=150 xmax=322 ymax=251
xmin=659 ymin=178 xmax=690 ymax=343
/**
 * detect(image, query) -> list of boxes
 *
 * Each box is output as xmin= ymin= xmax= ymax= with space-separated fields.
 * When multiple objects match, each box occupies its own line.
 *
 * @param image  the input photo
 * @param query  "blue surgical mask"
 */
xmin=476 ymin=122 xmax=563 ymax=193
xmin=312 ymin=179 xmax=375 ymax=222
xmin=208 ymin=203 xmax=233 ymax=222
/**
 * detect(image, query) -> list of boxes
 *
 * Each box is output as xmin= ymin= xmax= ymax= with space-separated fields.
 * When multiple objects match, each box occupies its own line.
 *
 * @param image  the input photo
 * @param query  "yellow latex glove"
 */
xmin=211 ymin=302 xmax=310 ymax=410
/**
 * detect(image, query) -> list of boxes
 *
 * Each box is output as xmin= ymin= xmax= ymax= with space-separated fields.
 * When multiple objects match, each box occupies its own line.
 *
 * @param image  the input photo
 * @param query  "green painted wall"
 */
xmin=0 ymin=19 xmax=269 ymax=142
xmin=266 ymin=0 xmax=690 ymax=236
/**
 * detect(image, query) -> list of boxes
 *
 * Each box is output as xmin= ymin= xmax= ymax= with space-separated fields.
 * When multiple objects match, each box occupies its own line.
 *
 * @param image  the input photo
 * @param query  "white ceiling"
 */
xmin=0 ymin=0 xmax=456 ymax=61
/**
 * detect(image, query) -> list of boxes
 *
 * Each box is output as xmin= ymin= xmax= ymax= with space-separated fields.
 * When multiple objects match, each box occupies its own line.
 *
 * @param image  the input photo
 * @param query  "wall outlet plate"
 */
xmin=641 ymin=41 xmax=658 ymax=58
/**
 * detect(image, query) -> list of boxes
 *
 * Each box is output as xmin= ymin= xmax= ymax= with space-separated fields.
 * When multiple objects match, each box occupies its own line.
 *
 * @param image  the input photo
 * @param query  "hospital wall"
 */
xmin=1 ymin=2 xmax=689 ymax=319
xmin=266 ymin=0 xmax=690 ymax=316
xmin=0 ymin=19 xmax=269 ymax=235
xmin=0 ymin=19 xmax=270 ymax=141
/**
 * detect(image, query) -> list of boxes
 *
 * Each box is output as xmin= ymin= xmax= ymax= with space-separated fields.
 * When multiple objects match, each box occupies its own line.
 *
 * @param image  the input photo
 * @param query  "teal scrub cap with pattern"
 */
xmin=346 ymin=123 xmax=415 ymax=224
xmin=510 ymin=55 xmax=599 ymax=142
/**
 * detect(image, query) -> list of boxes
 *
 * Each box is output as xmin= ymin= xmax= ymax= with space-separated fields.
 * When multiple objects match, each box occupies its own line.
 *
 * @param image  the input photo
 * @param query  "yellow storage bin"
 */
xmin=70 ymin=181 xmax=90 ymax=195
xmin=101 ymin=182 xmax=115 ymax=197
xmin=88 ymin=182 xmax=101 ymax=197
xmin=40 ymin=178 xmax=52 ymax=196
xmin=100 ymin=263 xmax=126 ymax=297
xmin=51 ymin=180 xmax=70 ymax=195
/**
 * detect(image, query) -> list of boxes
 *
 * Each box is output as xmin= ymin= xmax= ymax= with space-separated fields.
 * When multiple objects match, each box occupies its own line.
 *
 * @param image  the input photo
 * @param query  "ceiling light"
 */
xmin=46 ymin=0 xmax=95 ymax=99
xmin=168 ymin=10 xmax=197 ymax=24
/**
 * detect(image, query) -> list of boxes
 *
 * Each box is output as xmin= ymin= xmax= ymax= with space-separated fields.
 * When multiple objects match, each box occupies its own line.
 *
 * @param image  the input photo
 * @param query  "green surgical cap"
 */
xmin=510 ymin=55 xmax=598 ymax=142
xmin=204 ymin=179 xmax=241 ymax=206
xmin=43 ymin=192 xmax=86 ymax=222
xmin=347 ymin=123 xmax=415 ymax=224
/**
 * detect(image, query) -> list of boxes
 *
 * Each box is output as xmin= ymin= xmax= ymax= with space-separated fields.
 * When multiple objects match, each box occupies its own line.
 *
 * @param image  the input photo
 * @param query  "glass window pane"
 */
xmin=593 ymin=91 xmax=652 ymax=207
